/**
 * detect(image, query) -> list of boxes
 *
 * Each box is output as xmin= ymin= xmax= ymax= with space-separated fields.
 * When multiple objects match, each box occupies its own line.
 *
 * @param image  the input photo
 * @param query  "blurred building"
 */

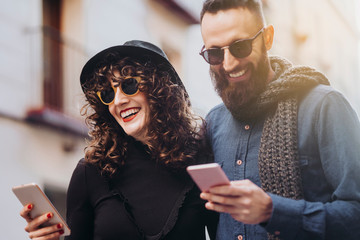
xmin=263 ymin=0 xmax=360 ymax=114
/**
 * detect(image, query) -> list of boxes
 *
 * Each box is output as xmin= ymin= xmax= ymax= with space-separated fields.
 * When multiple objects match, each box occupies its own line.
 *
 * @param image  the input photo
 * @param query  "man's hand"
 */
xmin=200 ymin=179 xmax=273 ymax=224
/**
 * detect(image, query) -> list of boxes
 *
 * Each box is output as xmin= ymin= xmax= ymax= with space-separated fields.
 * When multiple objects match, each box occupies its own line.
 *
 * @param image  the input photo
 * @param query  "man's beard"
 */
xmin=210 ymin=47 xmax=270 ymax=118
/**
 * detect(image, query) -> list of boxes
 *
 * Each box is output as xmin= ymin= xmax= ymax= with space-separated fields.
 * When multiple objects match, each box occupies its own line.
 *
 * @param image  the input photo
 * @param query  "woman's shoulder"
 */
xmin=71 ymin=158 xmax=103 ymax=179
xmin=69 ymin=158 xmax=111 ymax=201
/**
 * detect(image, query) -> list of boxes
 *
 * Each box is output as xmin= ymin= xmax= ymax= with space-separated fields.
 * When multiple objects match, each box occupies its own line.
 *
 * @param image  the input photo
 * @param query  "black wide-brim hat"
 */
xmin=80 ymin=40 xmax=187 ymax=96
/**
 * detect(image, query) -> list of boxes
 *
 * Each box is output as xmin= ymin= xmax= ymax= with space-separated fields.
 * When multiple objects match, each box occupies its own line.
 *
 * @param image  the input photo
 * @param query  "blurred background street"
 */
xmin=1 ymin=0 xmax=359 ymax=238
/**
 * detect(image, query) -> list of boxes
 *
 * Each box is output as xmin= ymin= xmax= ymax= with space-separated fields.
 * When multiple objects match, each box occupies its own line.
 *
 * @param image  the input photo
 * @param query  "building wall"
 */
xmin=0 ymin=0 xmax=42 ymax=118
xmin=265 ymin=0 xmax=360 ymax=114
xmin=0 ymin=1 xmax=60 ymax=239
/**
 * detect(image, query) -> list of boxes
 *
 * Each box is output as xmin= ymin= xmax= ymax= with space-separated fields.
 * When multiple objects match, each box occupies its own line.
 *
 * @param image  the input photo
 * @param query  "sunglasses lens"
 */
xmin=122 ymin=78 xmax=139 ymax=95
xmin=204 ymin=49 xmax=224 ymax=65
xmin=230 ymin=40 xmax=253 ymax=58
xmin=99 ymin=88 xmax=115 ymax=104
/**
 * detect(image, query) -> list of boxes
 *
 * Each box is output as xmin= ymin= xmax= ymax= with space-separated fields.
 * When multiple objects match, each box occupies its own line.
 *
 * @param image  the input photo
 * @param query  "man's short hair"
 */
xmin=200 ymin=0 xmax=265 ymax=24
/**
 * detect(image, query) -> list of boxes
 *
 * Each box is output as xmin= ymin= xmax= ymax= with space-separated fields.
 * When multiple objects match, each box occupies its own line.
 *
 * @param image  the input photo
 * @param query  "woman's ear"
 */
xmin=263 ymin=25 xmax=274 ymax=51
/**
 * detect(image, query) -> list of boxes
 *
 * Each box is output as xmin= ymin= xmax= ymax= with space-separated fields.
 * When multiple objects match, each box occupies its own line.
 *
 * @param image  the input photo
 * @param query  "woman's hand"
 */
xmin=20 ymin=203 xmax=64 ymax=240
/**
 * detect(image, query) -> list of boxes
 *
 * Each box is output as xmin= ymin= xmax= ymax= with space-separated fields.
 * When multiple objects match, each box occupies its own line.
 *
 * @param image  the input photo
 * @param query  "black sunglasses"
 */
xmin=199 ymin=28 xmax=265 ymax=65
xmin=96 ymin=77 xmax=140 ymax=105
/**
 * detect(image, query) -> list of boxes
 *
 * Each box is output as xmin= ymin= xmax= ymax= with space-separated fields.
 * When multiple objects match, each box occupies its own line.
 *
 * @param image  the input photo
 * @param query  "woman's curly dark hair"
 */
xmin=81 ymin=52 xmax=210 ymax=176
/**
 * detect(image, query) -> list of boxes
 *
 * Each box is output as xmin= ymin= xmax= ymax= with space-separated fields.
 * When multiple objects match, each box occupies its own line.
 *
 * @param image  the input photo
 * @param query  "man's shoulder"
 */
xmin=299 ymin=84 xmax=357 ymax=120
xmin=205 ymin=103 xmax=231 ymax=133
xmin=307 ymin=84 xmax=336 ymax=95
xmin=301 ymin=84 xmax=346 ymax=106
xmin=206 ymin=103 xmax=228 ymax=119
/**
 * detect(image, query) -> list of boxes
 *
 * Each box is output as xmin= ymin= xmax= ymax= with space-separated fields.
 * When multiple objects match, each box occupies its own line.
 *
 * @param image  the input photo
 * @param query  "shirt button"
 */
xmin=237 ymin=235 xmax=243 ymax=240
xmin=244 ymin=125 xmax=250 ymax=130
xmin=236 ymin=160 xmax=243 ymax=165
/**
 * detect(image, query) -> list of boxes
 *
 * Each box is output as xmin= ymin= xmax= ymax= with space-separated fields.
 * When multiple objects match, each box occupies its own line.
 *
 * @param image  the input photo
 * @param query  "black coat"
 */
xmin=65 ymin=141 xmax=218 ymax=240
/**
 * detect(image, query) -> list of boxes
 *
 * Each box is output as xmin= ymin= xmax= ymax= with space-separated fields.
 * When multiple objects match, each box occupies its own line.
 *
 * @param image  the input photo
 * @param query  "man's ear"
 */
xmin=263 ymin=25 xmax=274 ymax=51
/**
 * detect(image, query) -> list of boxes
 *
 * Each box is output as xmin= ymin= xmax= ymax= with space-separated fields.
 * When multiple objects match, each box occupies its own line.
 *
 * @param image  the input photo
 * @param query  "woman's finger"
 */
xmin=20 ymin=203 xmax=34 ymax=223
xmin=25 ymin=212 xmax=54 ymax=232
xmin=28 ymin=226 xmax=63 ymax=240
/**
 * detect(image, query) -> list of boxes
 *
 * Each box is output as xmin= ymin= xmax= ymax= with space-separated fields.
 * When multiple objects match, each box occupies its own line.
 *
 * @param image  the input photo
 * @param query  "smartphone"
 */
xmin=12 ymin=183 xmax=71 ymax=236
xmin=186 ymin=163 xmax=230 ymax=191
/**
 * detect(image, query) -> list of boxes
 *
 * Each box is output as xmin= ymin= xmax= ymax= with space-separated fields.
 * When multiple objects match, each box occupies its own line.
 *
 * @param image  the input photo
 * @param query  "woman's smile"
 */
xmin=121 ymin=107 xmax=141 ymax=122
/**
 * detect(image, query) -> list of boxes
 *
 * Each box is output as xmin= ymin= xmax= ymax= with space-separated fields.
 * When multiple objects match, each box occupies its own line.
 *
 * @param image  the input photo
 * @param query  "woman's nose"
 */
xmin=113 ymin=87 xmax=130 ymax=106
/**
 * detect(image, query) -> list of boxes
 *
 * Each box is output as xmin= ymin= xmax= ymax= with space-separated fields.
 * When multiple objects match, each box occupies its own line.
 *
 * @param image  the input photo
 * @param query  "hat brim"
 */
xmin=80 ymin=45 xmax=183 ymax=92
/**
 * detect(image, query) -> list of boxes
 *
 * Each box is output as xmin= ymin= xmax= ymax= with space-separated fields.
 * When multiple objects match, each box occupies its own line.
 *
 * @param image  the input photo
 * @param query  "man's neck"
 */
xmin=267 ymin=63 xmax=276 ymax=84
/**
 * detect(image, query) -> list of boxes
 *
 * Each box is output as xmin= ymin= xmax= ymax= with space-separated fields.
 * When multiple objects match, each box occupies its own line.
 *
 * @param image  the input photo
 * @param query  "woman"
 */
xmin=20 ymin=40 xmax=217 ymax=239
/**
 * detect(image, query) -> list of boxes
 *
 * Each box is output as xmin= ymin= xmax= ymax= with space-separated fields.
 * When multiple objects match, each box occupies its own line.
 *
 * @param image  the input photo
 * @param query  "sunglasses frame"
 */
xmin=96 ymin=76 xmax=141 ymax=105
xmin=199 ymin=27 xmax=265 ymax=65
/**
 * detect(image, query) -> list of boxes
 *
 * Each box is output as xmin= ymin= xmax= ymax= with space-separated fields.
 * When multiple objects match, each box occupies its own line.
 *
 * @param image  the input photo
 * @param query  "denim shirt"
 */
xmin=206 ymin=85 xmax=360 ymax=240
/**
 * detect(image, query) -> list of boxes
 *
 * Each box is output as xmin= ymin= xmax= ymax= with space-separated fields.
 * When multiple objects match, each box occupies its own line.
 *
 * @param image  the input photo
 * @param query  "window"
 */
xmin=42 ymin=0 xmax=63 ymax=111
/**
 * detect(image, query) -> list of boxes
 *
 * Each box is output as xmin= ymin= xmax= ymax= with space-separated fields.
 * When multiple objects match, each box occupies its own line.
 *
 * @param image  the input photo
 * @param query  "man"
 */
xmin=198 ymin=0 xmax=360 ymax=239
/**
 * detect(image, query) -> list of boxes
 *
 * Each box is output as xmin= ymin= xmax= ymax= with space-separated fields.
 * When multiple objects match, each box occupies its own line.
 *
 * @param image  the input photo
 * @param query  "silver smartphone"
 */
xmin=186 ymin=163 xmax=230 ymax=191
xmin=12 ymin=183 xmax=71 ymax=236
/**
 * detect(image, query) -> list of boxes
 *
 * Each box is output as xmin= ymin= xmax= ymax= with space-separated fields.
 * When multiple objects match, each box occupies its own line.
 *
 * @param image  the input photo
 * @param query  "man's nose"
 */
xmin=222 ymin=48 xmax=238 ymax=72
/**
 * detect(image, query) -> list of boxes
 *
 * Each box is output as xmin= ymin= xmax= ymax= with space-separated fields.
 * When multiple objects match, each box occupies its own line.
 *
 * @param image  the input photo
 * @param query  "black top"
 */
xmin=65 ymin=141 xmax=218 ymax=240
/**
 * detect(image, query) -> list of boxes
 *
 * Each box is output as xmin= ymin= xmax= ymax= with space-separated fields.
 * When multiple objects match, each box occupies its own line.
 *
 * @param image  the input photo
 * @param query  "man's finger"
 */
xmin=205 ymin=201 xmax=238 ymax=214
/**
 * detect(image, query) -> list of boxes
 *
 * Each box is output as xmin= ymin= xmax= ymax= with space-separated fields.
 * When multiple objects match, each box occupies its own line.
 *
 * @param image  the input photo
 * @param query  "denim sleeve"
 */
xmin=263 ymin=90 xmax=360 ymax=240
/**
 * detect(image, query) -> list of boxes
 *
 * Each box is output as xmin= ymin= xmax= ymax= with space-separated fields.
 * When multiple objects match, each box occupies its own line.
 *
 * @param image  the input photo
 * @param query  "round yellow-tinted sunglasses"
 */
xmin=96 ymin=77 xmax=141 ymax=105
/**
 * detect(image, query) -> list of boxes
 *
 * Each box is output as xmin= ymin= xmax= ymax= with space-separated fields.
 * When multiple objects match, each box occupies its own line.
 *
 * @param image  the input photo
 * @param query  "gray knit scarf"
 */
xmin=233 ymin=56 xmax=329 ymax=239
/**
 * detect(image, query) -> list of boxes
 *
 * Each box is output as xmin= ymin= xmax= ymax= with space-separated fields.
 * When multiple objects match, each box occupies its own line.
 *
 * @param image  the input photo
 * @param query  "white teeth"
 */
xmin=121 ymin=108 xmax=140 ymax=119
xmin=229 ymin=69 xmax=246 ymax=78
